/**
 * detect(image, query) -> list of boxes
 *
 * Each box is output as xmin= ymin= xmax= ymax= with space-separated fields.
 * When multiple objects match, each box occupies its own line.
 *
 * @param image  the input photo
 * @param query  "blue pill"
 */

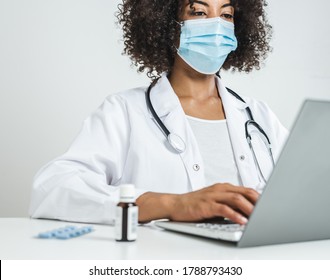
xmin=37 ymin=225 xmax=93 ymax=239
xmin=38 ymin=232 xmax=53 ymax=238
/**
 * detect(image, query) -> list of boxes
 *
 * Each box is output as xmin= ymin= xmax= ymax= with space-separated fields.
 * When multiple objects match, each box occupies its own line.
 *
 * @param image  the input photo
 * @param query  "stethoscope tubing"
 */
xmin=145 ymin=79 xmax=275 ymax=182
xmin=145 ymin=80 xmax=171 ymax=137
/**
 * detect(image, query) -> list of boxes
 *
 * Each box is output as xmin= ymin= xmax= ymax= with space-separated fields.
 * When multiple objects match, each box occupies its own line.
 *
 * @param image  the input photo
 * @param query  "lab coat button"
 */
xmin=193 ymin=164 xmax=200 ymax=171
xmin=239 ymin=155 xmax=245 ymax=161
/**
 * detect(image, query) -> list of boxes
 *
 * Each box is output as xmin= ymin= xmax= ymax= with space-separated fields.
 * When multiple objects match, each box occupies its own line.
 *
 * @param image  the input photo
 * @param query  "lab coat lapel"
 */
xmin=217 ymin=77 xmax=260 ymax=189
xmin=148 ymin=74 xmax=206 ymax=191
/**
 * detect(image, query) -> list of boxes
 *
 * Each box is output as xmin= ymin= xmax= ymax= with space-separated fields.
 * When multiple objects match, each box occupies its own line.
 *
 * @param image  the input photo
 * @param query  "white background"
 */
xmin=1 ymin=0 xmax=330 ymax=217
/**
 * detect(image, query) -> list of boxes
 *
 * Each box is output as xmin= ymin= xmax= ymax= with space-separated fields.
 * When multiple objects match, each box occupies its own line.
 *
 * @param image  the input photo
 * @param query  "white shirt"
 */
xmin=29 ymin=74 xmax=289 ymax=224
xmin=187 ymin=116 xmax=241 ymax=186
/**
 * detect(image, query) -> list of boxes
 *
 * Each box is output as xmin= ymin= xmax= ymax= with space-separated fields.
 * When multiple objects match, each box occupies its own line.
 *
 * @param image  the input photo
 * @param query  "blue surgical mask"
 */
xmin=177 ymin=17 xmax=238 ymax=74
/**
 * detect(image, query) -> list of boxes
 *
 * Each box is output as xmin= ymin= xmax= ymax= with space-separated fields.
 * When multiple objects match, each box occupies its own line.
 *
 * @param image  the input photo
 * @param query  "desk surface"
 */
xmin=1 ymin=218 xmax=330 ymax=260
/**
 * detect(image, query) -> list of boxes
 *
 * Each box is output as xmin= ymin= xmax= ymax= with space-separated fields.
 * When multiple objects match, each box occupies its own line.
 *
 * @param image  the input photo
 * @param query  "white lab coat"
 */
xmin=29 ymin=74 xmax=288 ymax=224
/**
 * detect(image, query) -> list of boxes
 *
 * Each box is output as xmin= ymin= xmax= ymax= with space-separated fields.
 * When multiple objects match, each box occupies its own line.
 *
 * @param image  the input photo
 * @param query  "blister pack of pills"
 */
xmin=37 ymin=225 xmax=94 ymax=239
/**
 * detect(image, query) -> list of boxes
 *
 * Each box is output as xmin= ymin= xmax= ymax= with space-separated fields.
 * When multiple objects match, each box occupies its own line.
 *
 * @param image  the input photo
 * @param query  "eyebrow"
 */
xmin=221 ymin=3 xmax=233 ymax=8
xmin=186 ymin=1 xmax=209 ymax=7
xmin=186 ymin=1 xmax=234 ymax=9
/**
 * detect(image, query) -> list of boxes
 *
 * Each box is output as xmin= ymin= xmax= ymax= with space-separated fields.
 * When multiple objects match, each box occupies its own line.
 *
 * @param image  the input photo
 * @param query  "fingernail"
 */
xmin=241 ymin=217 xmax=248 ymax=224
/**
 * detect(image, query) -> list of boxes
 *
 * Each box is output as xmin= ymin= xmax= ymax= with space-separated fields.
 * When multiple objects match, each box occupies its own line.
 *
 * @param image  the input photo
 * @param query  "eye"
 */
xmin=189 ymin=10 xmax=207 ymax=17
xmin=221 ymin=13 xmax=234 ymax=21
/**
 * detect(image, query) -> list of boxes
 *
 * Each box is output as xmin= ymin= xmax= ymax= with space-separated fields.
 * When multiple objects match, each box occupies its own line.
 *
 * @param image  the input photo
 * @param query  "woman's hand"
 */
xmin=136 ymin=183 xmax=259 ymax=224
xmin=169 ymin=183 xmax=259 ymax=224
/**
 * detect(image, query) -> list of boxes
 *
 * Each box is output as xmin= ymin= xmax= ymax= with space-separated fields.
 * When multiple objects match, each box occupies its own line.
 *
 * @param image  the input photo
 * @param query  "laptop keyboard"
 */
xmin=156 ymin=221 xmax=245 ymax=242
xmin=196 ymin=223 xmax=245 ymax=232
xmin=196 ymin=223 xmax=244 ymax=231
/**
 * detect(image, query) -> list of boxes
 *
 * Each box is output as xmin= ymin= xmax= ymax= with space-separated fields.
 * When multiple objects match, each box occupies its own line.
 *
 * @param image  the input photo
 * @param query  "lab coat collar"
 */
xmin=216 ymin=77 xmax=249 ymax=110
xmin=148 ymin=73 xmax=182 ymax=118
xmin=216 ymin=76 xmax=260 ymax=189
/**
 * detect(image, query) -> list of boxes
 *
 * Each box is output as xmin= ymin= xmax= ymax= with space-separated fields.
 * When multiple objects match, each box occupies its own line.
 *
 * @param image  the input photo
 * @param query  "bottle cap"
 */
xmin=119 ymin=184 xmax=135 ymax=202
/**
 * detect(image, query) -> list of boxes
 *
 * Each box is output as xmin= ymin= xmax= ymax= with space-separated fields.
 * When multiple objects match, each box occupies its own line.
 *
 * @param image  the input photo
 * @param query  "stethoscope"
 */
xmin=145 ymin=79 xmax=275 ymax=183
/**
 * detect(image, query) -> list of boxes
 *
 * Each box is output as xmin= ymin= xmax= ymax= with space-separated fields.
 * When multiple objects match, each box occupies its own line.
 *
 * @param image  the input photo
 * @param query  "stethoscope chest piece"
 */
xmin=167 ymin=133 xmax=186 ymax=153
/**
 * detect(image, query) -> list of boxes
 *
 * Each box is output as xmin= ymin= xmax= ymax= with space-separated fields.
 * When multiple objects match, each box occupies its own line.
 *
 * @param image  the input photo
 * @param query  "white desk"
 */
xmin=1 ymin=218 xmax=330 ymax=260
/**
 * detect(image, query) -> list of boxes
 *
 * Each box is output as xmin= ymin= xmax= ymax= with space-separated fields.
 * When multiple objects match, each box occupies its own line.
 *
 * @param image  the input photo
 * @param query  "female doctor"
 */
xmin=29 ymin=0 xmax=288 ymax=225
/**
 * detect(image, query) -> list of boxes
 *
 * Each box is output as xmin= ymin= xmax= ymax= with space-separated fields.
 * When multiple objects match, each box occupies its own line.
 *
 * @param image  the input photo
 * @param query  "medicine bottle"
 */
xmin=115 ymin=184 xmax=138 ymax=241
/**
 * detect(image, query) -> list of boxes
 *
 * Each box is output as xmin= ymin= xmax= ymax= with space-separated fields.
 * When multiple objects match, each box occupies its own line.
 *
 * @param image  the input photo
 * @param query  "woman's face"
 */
xmin=172 ymin=0 xmax=236 ymax=75
xmin=180 ymin=0 xmax=234 ymax=23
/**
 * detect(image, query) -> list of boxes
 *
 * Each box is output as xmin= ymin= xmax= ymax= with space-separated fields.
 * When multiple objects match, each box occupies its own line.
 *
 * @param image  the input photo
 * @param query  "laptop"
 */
xmin=155 ymin=99 xmax=330 ymax=247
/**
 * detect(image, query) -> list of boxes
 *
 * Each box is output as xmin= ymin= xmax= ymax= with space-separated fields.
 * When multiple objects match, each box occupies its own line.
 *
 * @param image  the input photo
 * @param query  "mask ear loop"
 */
xmin=174 ymin=20 xmax=183 ymax=54
xmin=174 ymin=19 xmax=183 ymax=26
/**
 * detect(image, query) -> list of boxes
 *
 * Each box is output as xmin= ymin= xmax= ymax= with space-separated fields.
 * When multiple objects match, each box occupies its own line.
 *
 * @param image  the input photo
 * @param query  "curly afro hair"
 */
xmin=116 ymin=0 xmax=272 ymax=79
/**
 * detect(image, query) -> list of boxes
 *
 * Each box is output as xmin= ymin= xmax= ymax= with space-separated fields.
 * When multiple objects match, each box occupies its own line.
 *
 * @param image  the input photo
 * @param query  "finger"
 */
xmin=215 ymin=184 xmax=259 ymax=205
xmin=235 ymin=187 xmax=260 ymax=204
xmin=213 ymin=203 xmax=248 ymax=225
xmin=215 ymin=192 xmax=255 ymax=217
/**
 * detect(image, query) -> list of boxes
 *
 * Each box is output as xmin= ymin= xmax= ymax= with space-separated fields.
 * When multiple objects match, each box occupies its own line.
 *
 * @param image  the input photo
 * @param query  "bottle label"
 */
xmin=127 ymin=206 xmax=138 ymax=240
xmin=115 ymin=207 xmax=123 ymax=240
xmin=115 ymin=206 xmax=138 ymax=241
